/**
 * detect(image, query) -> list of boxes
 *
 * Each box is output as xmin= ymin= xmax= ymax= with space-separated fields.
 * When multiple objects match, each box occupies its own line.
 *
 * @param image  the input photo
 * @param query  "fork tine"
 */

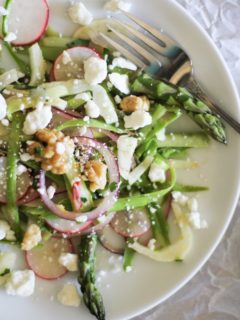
xmin=99 ymin=32 xmax=147 ymax=69
xmin=107 ymin=25 xmax=162 ymax=65
xmin=121 ymin=10 xmax=175 ymax=48
xmin=112 ymin=18 xmax=170 ymax=65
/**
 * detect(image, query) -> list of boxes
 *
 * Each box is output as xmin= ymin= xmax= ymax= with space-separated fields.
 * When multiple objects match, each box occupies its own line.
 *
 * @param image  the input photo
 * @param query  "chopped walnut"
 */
xmin=85 ymin=160 xmax=107 ymax=192
xmin=120 ymin=95 xmax=150 ymax=113
xmin=28 ymin=129 xmax=75 ymax=175
xmin=21 ymin=224 xmax=42 ymax=251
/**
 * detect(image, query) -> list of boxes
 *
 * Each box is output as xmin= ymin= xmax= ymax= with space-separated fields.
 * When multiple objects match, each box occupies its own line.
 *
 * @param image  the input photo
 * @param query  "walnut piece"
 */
xmin=120 ymin=95 xmax=150 ymax=113
xmin=28 ymin=129 xmax=75 ymax=175
xmin=85 ymin=160 xmax=107 ymax=192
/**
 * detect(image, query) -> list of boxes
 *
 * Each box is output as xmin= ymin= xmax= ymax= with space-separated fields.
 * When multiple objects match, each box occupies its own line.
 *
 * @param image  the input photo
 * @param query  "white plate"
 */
xmin=1 ymin=1 xmax=240 ymax=320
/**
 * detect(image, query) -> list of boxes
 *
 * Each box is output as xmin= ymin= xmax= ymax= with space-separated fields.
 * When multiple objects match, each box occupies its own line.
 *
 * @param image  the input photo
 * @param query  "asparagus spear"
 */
xmin=131 ymin=75 xmax=227 ymax=144
xmin=78 ymin=234 xmax=105 ymax=320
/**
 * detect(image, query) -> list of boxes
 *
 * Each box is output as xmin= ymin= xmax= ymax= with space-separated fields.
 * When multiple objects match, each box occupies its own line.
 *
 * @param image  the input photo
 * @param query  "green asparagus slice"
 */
xmin=157 ymin=132 xmax=210 ymax=148
xmin=78 ymin=235 xmax=105 ymax=320
xmin=131 ymin=75 xmax=227 ymax=144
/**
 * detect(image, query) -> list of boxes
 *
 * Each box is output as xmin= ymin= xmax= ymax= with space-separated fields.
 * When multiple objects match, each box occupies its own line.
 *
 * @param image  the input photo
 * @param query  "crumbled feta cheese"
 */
xmin=58 ymin=253 xmax=78 ymax=272
xmin=23 ymin=102 xmax=52 ymax=135
xmin=57 ymin=283 xmax=81 ymax=307
xmin=156 ymin=128 xmax=166 ymax=141
xmin=97 ymin=215 xmax=107 ymax=224
xmin=68 ymin=2 xmax=93 ymax=26
xmin=84 ymin=57 xmax=107 ymax=85
xmin=117 ymin=135 xmax=138 ymax=180
xmin=0 ymin=94 xmax=7 ymax=120
xmin=172 ymin=192 xmax=208 ymax=230
xmin=104 ymin=0 xmax=132 ymax=12
xmin=1 ymin=118 xmax=9 ymax=127
xmin=124 ymin=110 xmax=152 ymax=129
xmin=16 ymin=164 xmax=27 ymax=176
xmin=5 ymin=230 xmax=16 ymax=241
xmin=75 ymin=92 xmax=91 ymax=102
xmin=0 ymin=220 xmax=11 ymax=241
xmin=114 ymin=95 xmax=122 ymax=104
xmin=84 ymin=100 xmax=100 ymax=118
xmin=110 ymin=57 xmax=137 ymax=71
xmin=5 ymin=270 xmax=35 ymax=297
xmin=21 ymin=224 xmax=42 ymax=251
xmin=62 ymin=51 xmax=72 ymax=65
xmin=56 ymin=142 xmax=66 ymax=155
xmin=47 ymin=185 xmax=56 ymax=199
xmin=4 ymin=32 xmax=17 ymax=43
xmin=148 ymin=162 xmax=167 ymax=183
xmin=125 ymin=266 xmax=132 ymax=272
xmin=0 ymin=251 xmax=16 ymax=275
xmin=0 ymin=6 xmax=8 ymax=16
xmin=20 ymin=153 xmax=33 ymax=162
xmin=109 ymin=73 xmax=130 ymax=94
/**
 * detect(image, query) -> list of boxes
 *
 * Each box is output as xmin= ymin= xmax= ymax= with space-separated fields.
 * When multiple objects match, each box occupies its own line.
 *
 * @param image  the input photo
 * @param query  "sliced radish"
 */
xmin=45 ymin=218 xmax=92 ymax=235
xmin=17 ymin=187 xmax=40 ymax=205
xmin=98 ymin=224 xmax=126 ymax=255
xmin=111 ymin=209 xmax=151 ymax=238
xmin=0 ymin=0 xmax=49 ymax=46
xmin=53 ymin=46 xmax=100 ymax=81
xmin=25 ymin=237 xmax=73 ymax=280
xmin=0 ymin=157 xmax=32 ymax=203
xmin=138 ymin=228 xmax=154 ymax=246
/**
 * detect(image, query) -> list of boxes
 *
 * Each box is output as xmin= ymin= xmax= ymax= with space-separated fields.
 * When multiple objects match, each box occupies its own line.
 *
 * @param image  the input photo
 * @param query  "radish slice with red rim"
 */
xmin=111 ymin=209 xmax=151 ymax=238
xmin=53 ymin=46 xmax=101 ymax=81
xmin=0 ymin=0 xmax=49 ymax=46
xmin=25 ymin=237 xmax=73 ymax=280
xmin=45 ymin=217 xmax=92 ymax=235
xmin=0 ymin=157 xmax=32 ymax=203
xmin=137 ymin=228 xmax=153 ymax=246
xmin=98 ymin=224 xmax=126 ymax=255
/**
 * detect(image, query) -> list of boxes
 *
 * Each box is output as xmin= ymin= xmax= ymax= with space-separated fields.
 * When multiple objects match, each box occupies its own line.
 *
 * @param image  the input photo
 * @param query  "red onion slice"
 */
xmin=39 ymin=137 xmax=120 ymax=221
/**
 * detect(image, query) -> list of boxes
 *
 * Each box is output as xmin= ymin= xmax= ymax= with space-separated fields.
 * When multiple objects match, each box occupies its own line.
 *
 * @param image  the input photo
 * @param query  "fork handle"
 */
xmin=185 ymin=76 xmax=240 ymax=134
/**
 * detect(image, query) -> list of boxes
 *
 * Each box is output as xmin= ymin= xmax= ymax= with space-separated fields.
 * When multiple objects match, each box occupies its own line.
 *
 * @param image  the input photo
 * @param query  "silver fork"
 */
xmin=99 ymin=10 xmax=240 ymax=134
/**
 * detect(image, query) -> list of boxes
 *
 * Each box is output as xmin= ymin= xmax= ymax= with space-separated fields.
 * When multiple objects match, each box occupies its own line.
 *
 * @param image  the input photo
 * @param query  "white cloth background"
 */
xmin=135 ymin=0 xmax=240 ymax=319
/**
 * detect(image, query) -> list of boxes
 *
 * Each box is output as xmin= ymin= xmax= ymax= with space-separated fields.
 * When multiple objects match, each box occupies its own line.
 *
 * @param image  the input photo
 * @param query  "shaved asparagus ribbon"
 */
xmin=39 ymin=137 xmax=120 ymax=221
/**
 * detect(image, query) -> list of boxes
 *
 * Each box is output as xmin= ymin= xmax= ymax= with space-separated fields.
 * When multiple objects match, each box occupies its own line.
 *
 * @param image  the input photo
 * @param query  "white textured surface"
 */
xmin=136 ymin=0 xmax=240 ymax=319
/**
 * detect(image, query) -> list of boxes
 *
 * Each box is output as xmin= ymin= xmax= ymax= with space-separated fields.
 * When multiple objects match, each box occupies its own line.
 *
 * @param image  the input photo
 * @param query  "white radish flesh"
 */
xmin=98 ymin=225 xmax=126 ymax=254
xmin=0 ymin=0 xmax=49 ymax=46
xmin=53 ymin=46 xmax=100 ymax=81
xmin=45 ymin=217 xmax=92 ymax=235
xmin=111 ymin=209 xmax=151 ymax=238
xmin=25 ymin=237 xmax=73 ymax=280
xmin=0 ymin=157 xmax=32 ymax=203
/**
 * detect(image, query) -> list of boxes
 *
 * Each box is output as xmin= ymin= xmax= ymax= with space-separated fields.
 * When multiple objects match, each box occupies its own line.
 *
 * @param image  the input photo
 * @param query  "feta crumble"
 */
xmin=117 ymin=135 xmax=138 ymax=180
xmin=68 ymin=2 xmax=93 ymax=26
xmin=5 ymin=270 xmax=35 ymax=297
xmin=4 ymin=32 xmax=17 ymax=43
xmin=16 ymin=164 xmax=27 ymax=176
xmin=110 ymin=57 xmax=137 ymax=71
xmin=84 ymin=57 xmax=107 ymax=85
xmin=84 ymin=100 xmax=100 ymax=118
xmin=148 ymin=162 xmax=167 ymax=183
xmin=56 ymin=142 xmax=66 ymax=155
xmin=57 ymin=283 xmax=81 ymax=307
xmin=0 ymin=6 xmax=8 ymax=16
xmin=0 ymin=94 xmax=7 ymax=120
xmin=124 ymin=110 xmax=152 ymax=129
xmin=21 ymin=224 xmax=42 ymax=251
xmin=109 ymin=73 xmax=130 ymax=94
xmin=47 ymin=185 xmax=56 ymax=199
xmin=1 ymin=118 xmax=9 ymax=127
xmin=62 ymin=51 xmax=72 ymax=65
xmin=75 ymin=92 xmax=91 ymax=102
xmin=58 ymin=253 xmax=78 ymax=272
xmin=156 ymin=128 xmax=166 ymax=141
xmin=23 ymin=102 xmax=52 ymax=135
xmin=0 ymin=220 xmax=15 ymax=241
xmin=104 ymin=0 xmax=132 ymax=12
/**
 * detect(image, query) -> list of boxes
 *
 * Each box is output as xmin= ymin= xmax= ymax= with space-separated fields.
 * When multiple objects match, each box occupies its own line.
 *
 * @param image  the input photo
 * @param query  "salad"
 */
xmin=0 ymin=0 xmax=227 ymax=320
